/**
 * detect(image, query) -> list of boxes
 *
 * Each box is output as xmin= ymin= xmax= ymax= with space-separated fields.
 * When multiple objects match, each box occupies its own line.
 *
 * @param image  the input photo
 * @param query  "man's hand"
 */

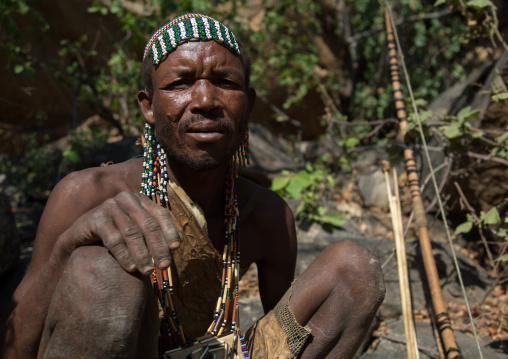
xmin=58 ymin=191 xmax=180 ymax=275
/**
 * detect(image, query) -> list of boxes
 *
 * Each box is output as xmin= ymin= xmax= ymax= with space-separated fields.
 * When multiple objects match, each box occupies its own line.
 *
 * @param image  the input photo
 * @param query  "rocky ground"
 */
xmin=238 ymin=218 xmax=507 ymax=358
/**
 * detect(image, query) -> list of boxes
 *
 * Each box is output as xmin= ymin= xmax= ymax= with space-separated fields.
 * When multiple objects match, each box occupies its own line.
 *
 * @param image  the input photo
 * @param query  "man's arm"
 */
xmin=0 ymin=167 xmax=180 ymax=358
xmin=249 ymin=190 xmax=297 ymax=313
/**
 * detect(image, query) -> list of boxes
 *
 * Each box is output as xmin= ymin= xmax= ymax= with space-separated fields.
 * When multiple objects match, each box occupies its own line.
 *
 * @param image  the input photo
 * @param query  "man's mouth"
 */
xmin=185 ymin=121 xmax=230 ymax=142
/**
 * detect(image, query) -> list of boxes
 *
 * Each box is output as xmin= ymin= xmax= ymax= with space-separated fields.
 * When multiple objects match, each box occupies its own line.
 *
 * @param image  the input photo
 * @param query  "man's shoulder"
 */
xmin=52 ymin=158 xmax=142 ymax=208
xmin=237 ymin=176 xmax=294 ymax=224
xmin=238 ymin=176 xmax=285 ymax=206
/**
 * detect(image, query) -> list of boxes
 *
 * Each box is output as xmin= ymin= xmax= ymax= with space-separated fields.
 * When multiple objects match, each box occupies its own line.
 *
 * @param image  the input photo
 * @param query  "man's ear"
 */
xmin=246 ymin=87 xmax=256 ymax=119
xmin=137 ymin=90 xmax=154 ymax=125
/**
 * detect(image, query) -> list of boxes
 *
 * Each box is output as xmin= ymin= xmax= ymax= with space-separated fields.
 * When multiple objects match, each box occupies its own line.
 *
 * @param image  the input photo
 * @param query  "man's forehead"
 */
xmin=153 ymin=41 xmax=245 ymax=79
xmin=144 ymin=13 xmax=240 ymax=66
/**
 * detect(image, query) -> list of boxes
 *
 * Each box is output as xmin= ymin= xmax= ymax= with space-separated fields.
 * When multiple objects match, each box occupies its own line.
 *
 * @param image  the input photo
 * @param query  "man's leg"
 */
xmin=290 ymin=239 xmax=385 ymax=359
xmin=38 ymin=246 xmax=159 ymax=359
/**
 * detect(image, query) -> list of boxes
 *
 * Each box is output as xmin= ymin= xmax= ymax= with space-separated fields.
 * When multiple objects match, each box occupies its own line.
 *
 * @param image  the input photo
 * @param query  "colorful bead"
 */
xmin=143 ymin=13 xmax=240 ymax=65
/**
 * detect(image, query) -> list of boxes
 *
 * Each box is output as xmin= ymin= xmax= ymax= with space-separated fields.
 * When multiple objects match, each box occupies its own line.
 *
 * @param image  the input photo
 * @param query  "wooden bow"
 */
xmin=384 ymin=6 xmax=461 ymax=359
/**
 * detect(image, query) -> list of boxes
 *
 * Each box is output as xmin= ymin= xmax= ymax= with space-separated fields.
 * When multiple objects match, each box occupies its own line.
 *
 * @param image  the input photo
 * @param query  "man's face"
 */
xmin=139 ymin=41 xmax=255 ymax=171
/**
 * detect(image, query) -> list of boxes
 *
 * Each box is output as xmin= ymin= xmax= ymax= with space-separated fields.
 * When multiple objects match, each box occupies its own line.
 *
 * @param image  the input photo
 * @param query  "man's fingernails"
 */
xmin=143 ymin=265 xmax=153 ymax=274
xmin=170 ymin=241 xmax=180 ymax=249
xmin=159 ymin=259 xmax=170 ymax=268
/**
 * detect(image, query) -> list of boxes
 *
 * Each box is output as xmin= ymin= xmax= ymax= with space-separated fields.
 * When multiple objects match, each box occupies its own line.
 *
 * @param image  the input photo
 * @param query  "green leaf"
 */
xmin=18 ymin=1 xmax=29 ymax=14
xmin=495 ymin=254 xmax=508 ymax=262
xmin=344 ymin=137 xmax=360 ymax=148
xmin=326 ymin=174 xmax=334 ymax=188
xmin=492 ymin=93 xmax=508 ymax=102
xmin=434 ymin=0 xmax=446 ymax=6
xmin=317 ymin=206 xmax=327 ymax=216
xmin=294 ymin=170 xmax=313 ymax=188
xmin=110 ymin=4 xmax=121 ymax=13
xmin=14 ymin=65 xmax=24 ymax=74
xmin=285 ymin=178 xmax=305 ymax=199
xmin=496 ymin=131 xmax=508 ymax=145
xmin=63 ymin=149 xmax=80 ymax=163
xmin=483 ymin=207 xmax=500 ymax=225
xmin=320 ymin=213 xmax=345 ymax=227
xmin=440 ymin=124 xmax=462 ymax=138
xmin=271 ymin=176 xmax=290 ymax=191
xmin=108 ymin=53 xmax=122 ymax=66
xmin=464 ymin=109 xmax=480 ymax=121
xmin=455 ymin=221 xmax=473 ymax=235
xmin=456 ymin=106 xmax=479 ymax=122
xmin=87 ymin=1 xmax=103 ymax=13
xmin=471 ymin=131 xmax=484 ymax=139
xmin=466 ymin=0 xmax=494 ymax=9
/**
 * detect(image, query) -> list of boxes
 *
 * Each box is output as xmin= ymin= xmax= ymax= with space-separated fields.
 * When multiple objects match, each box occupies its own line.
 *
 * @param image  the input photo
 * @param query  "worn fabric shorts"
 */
xmin=244 ymin=285 xmax=311 ymax=358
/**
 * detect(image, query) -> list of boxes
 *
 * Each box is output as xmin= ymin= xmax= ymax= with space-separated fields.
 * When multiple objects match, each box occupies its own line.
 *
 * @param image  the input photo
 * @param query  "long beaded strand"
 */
xmin=141 ymin=123 xmax=250 ymax=357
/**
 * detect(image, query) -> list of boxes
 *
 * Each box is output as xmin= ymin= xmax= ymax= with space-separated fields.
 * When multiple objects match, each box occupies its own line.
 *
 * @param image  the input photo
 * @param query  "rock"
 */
xmin=239 ymin=296 xmax=264 ymax=333
xmin=358 ymin=169 xmax=389 ymax=208
xmin=359 ymin=318 xmax=506 ymax=359
xmin=243 ymin=123 xmax=304 ymax=187
xmin=0 ymin=193 xmax=20 ymax=276
xmin=359 ymin=235 xmax=495 ymax=320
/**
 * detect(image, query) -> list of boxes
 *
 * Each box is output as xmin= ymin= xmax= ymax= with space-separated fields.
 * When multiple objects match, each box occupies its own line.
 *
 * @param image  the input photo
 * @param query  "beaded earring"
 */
xmin=231 ymin=127 xmax=250 ymax=179
xmin=141 ymin=122 xmax=169 ymax=204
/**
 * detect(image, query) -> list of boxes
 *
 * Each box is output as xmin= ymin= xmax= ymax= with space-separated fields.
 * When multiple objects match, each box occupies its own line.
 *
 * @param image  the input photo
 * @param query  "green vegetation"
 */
xmin=271 ymin=160 xmax=344 ymax=227
xmin=1 ymin=1 xmax=507 ymax=258
xmin=0 ymin=135 xmax=57 ymax=199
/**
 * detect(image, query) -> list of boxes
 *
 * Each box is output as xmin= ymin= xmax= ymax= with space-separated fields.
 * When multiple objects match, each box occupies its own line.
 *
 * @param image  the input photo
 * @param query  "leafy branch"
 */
xmin=271 ymin=161 xmax=344 ymax=227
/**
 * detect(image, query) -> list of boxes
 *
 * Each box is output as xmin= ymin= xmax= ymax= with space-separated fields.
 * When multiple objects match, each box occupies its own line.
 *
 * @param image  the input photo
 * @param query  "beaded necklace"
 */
xmin=141 ymin=122 xmax=250 ymax=358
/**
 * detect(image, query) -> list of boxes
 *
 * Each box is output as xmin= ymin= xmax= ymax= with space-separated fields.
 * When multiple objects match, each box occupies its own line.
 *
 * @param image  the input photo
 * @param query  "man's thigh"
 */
xmin=39 ymin=246 xmax=159 ymax=358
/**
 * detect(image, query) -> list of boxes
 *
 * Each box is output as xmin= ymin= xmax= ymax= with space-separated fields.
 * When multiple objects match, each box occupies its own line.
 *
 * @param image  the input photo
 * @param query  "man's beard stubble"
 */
xmin=154 ymin=114 xmax=247 ymax=171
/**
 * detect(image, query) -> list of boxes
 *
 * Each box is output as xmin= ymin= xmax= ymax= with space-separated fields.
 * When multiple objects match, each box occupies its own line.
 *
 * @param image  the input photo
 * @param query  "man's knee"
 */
xmin=64 ymin=246 xmax=147 ymax=305
xmin=42 ymin=246 xmax=157 ymax=356
xmin=323 ymin=240 xmax=386 ymax=311
xmin=52 ymin=245 xmax=153 ymax=332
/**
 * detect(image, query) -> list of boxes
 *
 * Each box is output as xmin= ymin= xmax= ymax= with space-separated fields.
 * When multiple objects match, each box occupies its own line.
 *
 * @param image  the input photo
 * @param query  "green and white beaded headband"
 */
xmin=143 ymin=13 xmax=241 ymax=65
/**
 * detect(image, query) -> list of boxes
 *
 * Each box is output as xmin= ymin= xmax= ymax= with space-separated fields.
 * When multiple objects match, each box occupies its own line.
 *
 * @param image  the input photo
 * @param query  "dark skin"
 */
xmin=1 ymin=40 xmax=384 ymax=359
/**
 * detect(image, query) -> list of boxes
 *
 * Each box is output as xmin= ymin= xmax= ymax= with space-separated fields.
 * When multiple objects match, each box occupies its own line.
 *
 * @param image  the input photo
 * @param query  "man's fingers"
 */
xmin=136 ymin=194 xmax=182 ymax=251
xmin=92 ymin=215 xmax=137 ymax=273
xmin=91 ymin=194 xmax=158 ymax=274
xmin=115 ymin=193 xmax=180 ymax=271
xmin=71 ymin=192 xmax=180 ymax=275
xmin=115 ymin=216 xmax=154 ymax=274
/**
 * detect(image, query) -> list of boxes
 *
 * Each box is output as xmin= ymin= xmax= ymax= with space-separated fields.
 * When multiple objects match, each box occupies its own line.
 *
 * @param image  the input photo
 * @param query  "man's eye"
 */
xmin=167 ymin=80 xmax=191 ymax=89
xmin=216 ymin=79 xmax=239 ymax=88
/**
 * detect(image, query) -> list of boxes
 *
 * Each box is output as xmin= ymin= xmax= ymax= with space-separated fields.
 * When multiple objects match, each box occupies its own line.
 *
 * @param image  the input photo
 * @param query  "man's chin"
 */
xmin=170 ymin=153 xmax=231 ymax=171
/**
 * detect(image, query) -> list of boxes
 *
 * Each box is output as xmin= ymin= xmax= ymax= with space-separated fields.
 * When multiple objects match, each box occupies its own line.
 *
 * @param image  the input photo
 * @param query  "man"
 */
xmin=1 ymin=14 xmax=384 ymax=358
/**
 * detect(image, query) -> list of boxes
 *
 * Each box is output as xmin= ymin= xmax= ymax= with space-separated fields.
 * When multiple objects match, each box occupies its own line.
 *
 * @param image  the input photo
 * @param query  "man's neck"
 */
xmin=165 ymin=159 xmax=228 ymax=216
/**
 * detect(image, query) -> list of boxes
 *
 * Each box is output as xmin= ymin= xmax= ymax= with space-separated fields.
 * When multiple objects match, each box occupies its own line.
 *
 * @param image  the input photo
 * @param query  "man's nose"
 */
xmin=190 ymin=80 xmax=220 ymax=114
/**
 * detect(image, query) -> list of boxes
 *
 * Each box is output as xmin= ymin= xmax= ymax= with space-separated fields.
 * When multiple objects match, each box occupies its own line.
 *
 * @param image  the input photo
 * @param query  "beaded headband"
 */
xmin=143 ymin=13 xmax=241 ymax=65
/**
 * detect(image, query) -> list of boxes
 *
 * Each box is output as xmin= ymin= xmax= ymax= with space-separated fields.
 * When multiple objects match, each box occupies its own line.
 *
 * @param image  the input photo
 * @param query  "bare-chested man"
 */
xmin=1 ymin=14 xmax=385 ymax=359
